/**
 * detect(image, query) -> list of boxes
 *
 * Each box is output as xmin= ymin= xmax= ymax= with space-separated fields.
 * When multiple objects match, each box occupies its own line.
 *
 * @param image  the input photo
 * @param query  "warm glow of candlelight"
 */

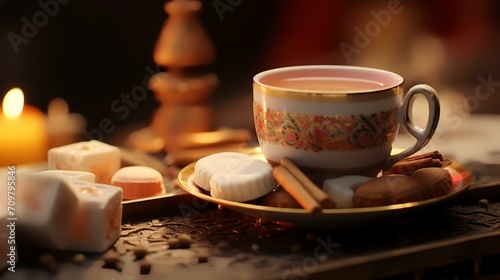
xmin=0 ymin=87 xmax=48 ymax=166
xmin=2 ymin=87 xmax=24 ymax=119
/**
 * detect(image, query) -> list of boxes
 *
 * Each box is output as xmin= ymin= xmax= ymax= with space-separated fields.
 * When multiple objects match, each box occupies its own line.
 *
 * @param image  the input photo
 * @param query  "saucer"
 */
xmin=177 ymin=160 xmax=473 ymax=229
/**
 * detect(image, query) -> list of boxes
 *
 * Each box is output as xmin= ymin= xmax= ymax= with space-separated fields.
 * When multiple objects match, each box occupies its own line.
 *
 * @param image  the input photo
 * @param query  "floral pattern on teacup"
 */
xmin=253 ymin=102 xmax=398 ymax=152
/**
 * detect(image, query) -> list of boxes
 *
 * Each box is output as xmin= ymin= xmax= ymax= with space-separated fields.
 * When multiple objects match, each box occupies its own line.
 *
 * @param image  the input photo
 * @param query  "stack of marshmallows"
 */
xmin=0 ymin=140 xmax=124 ymax=265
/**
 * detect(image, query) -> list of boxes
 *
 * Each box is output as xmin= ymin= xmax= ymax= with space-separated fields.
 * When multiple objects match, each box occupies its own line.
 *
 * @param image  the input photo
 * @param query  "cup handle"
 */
xmin=384 ymin=84 xmax=440 ymax=170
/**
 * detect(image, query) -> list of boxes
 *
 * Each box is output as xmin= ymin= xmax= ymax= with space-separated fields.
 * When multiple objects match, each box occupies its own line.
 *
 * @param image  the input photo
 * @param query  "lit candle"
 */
xmin=47 ymin=98 xmax=86 ymax=148
xmin=0 ymin=88 xmax=48 ymax=166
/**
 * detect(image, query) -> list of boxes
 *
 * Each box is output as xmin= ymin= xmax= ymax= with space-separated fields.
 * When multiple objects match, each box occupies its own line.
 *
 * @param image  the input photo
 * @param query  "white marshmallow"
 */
xmin=15 ymin=172 xmax=80 ymax=250
xmin=66 ymin=180 xmax=122 ymax=252
xmin=48 ymin=140 xmax=120 ymax=184
xmin=323 ymin=176 xmax=372 ymax=208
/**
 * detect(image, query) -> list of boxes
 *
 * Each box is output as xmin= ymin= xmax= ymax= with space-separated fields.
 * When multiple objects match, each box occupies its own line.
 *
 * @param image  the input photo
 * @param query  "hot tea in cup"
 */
xmin=253 ymin=65 xmax=440 ymax=177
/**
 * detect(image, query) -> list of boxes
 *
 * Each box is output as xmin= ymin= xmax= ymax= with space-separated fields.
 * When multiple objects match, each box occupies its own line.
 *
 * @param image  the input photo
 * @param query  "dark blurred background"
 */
xmin=1 ymin=0 xmax=500 ymax=144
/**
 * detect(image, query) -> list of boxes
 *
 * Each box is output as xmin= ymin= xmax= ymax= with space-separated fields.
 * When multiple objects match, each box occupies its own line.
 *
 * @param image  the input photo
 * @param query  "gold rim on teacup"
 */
xmin=253 ymin=65 xmax=404 ymax=102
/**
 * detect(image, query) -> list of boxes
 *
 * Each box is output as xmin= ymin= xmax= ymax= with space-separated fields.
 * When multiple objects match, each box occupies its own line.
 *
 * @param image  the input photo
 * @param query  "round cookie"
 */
xmin=411 ymin=167 xmax=453 ymax=198
xmin=194 ymin=152 xmax=276 ymax=202
xmin=353 ymin=175 xmax=424 ymax=207
xmin=111 ymin=166 xmax=165 ymax=200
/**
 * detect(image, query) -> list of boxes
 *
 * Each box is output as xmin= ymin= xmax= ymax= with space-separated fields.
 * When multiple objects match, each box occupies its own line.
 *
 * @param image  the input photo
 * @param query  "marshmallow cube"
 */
xmin=67 ymin=180 xmax=123 ymax=252
xmin=16 ymin=172 xmax=80 ymax=250
xmin=48 ymin=140 xmax=121 ymax=184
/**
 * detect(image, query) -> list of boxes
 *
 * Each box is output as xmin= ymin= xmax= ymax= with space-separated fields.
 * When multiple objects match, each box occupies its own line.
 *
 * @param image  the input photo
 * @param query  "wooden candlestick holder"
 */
xmin=149 ymin=0 xmax=251 ymax=164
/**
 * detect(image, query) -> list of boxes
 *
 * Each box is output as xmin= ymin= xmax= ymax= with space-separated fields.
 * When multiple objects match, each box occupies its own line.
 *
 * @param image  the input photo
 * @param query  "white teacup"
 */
xmin=253 ymin=65 xmax=440 ymax=177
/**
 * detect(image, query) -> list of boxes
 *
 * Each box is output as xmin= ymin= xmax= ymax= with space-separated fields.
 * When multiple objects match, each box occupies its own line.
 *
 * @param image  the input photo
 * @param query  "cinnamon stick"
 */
xmin=272 ymin=166 xmax=322 ymax=214
xmin=384 ymin=150 xmax=448 ymax=176
xmin=281 ymin=157 xmax=336 ymax=208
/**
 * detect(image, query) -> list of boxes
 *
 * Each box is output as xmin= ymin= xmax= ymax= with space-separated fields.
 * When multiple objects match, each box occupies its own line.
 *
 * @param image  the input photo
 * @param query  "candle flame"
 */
xmin=2 ymin=88 xmax=24 ymax=119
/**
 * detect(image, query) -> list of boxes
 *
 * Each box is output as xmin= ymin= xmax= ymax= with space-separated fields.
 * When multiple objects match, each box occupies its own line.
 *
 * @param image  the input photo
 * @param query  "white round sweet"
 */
xmin=194 ymin=152 xmax=250 ymax=191
xmin=194 ymin=152 xmax=276 ymax=202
